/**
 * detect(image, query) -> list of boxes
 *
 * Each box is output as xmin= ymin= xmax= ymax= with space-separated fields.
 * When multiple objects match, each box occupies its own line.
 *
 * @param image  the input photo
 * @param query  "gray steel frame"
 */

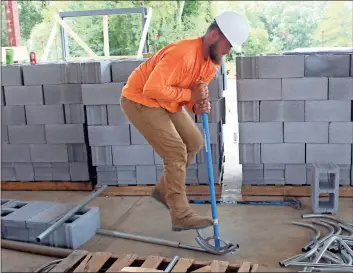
xmin=58 ymin=7 xmax=149 ymax=59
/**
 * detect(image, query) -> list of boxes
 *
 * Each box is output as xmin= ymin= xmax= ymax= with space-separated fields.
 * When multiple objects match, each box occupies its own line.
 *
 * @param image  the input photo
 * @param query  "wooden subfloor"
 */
xmin=1 ymin=190 xmax=352 ymax=272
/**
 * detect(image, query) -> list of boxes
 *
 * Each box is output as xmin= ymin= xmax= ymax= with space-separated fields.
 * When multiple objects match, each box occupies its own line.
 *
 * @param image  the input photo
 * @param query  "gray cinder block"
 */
xmin=67 ymin=144 xmax=87 ymax=162
xmin=97 ymin=166 xmax=117 ymax=185
xmin=305 ymin=101 xmax=351 ymax=121
xmin=261 ymin=144 xmax=305 ymax=164
xmin=197 ymin=163 xmax=221 ymax=184
xmin=196 ymin=98 xmax=225 ymax=123
xmin=2 ymin=125 xmax=9 ymax=143
xmin=116 ymin=165 xmax=137 ymax=185
xmin=282 ymin=78 xmax=328 ymax=100
xmin=242 ymin=164 xmax=264 ymax=185
xmin=112 ymin=145 xmax=154 ymax=165
xmin=1 ymin=163 xmax=16 ymax=181
xmin=285 ymin=164 xmax=307 ymax=185
xmin=2 ymin=144 xmax=31 ymax=163
xmin=260 ymin=101 xmax=304 ymax=122
xmin=45 ymin=124 xmax=85 ymax=144
xmin=14 ymin=163 xmax=34 ymax=181
xmin=25 ymin=105 xmax=65 ymax=125
xmin=1 ymin=87 xmax=4 ymax=105
xmin=237 ymin=79 xmax=281 ymax=101
xmin=337 ymin=164 xmax=351 ymax=185
xmin=305 ymin=54 xmax=351 ymax=77
xmin=196 ymin=122 xmax=221 ymax=144
xmin=4 ymin=85 xmax=43 ymax=105
xmin=70 ymin=162 xmax=89 ymax=181
xmin=237 ymin=101 xmax=259 ymax=122
xmin=239 ymin=144 xmax=260 ymax=164
xmin=80 ymin=61 xmax=111 ymax=84
xmin=328 ymin=78 xmax=353 ymax=100
xmin=22 ymin=63 xmax=67 ymax=85
xmin=82 ymin=83 xmax=124 ymax=105
xmin=185 ymin=165 xmax=199 ymax=185
xmin=239 ymin=122 xmax=283 ymax=143
xmin=88 ymin=125 xmax=130 ymax=146
xmin=112 ymin=59 xmax=144 ymax=82
xmin=86 ymin=105 xmax=107 ymax=125
xmin=43 ymin=84 xmax=82 ymax=105
xmin=8 ymin=125 xmax=46 ymax=144
xmin=257 ymin=55 xmax=304 ymax=78
xmin=107 ymin=105 xmax=130 ymax=125
xmin=284 ymin=122 xmax=329 ymax=143
xmin=64 ymin=104 xmax=85 ymax=124
xmin=196 ymin=143 xmax=221 ymax=165
xmin=329 ymin=122 xmax=353 ymax=143
xmin=264 ymin=164 xmax=285 ymax=185
xmin=235 ymin=56 xmax=258 ymax=79
xmin=306 ymin=144 xmax=352 ymax=165
xmin=2 ymin=106 xmax=26 ymax=125
xmin=66 ymin=62 xmax=82 ymax=84
xmin=30 ymin=144 xmax=68 ymax=163
xmin=1 ymin=65 xmax=23 ymax=86
xmin=52 ymin=163 xmax=70 ymax=181
xmin=33 ymin=163 xmax=52 ymax=181
xmin=130 ymin=126 xmax=148 ymax=145
xmin=91 ymin=146 xmax=113 ymax=166
xmin=208 ymin=73 xmax=223 ymax=100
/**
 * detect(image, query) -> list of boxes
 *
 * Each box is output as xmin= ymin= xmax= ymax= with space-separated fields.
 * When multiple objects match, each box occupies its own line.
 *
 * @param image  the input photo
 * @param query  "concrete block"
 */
xmin=305 ymin=101 xmax=351 ymax=121
xmin=43 ymin=84 xmax=82 ymax=104
xmin=97 ymin=166 xmax=117 ymax=184
xmin=237 ymin=79 xmax=281 ymax=101
xmin=185 ymin=165 xmax=199 ymax=185
xmin=1 ymin=163 xmax=16 ymax=181
xmin=1 ymin=65 xmax=23 ymax=86
xmin=86 ymin=105 xmax=107 ymax=125
xmin=33 ymin=163 xmax=52 ymax=181
xmin=264 ymin=164 xmax=285 ymax=185
xmin=112 ymin=59 xmax=144 ymax=82
xmin=257 ymin=55 xmax=304 ymax=78
xmin=88 ymin=125 xmax=130 ymax=146
xmin=66 ymin=62 xmax=82 ymax=83
xmin=305 ymin=54 xmax=351 ymax=77
xmin=30 ymin=144 xmax=68 ymax=163
xmin=112 ymin=145 xmax=154 ymax=165
xmin=2 ymin=106 xmax=26 ymax=125
xmin=306 ymin=144 xmax=352 ymax=165
xmin=2 ymin=144 xmax=31 ymax=163
xmin=107 ymin=105 xmax=130 ymax=125
xmin=285 ymin=164 xmax=307 ymax=185
xmin=4 ymin=85 xmax=43 ymax=105
xmin=64 ymin=104 xmax=85 ymax=124
xmin=239 ymin=144 xmax=261 ymax=164
xmin=261 ymin=144 xmax=305 ymax=164
xmin=22 ymin=63 xmax=67 ymax=85
xmin=235 ymin=56 xmax=258 ymax=79
xmin=260 ymin=101 xmax=304 ymax=122
xmin=239 ymin=122 xmax=283 ymax=143
xmin=208 ymin=74 xmax=222 ymax=100
xmin=45 ymin=124 xmax=85 ymax=144
xmin=329 ymin=122 xmax=353 ymax=143
xmin=91 ymin=146 xmax=112 ymax=166
xmin=237 ymin=101 xmax=259 ymax=122
xmin=196 ymin=143 xmax=221 ymax=165
xmin=196 ymin=98 xmax=225 ymax=123
xmin=282 ymin=78 xmax=328 ymax=100
xmin=26 ymin=105 xmax=65 ymax=125
xmin=242 ymin=164 xmax=264 ymax=185
xmin=1 ymin=199 xmax=16 ymax=207
xmin=130 ymin=126 xmax=148 ymax=145
xmin=284 ymin=122 xmax=329 ymax=143
xmin=196 ymin=122 xmax=221 ymax=144
xmin=116 ymin=166 xmax=136 ymax=185
xmin=80 ymin=61 xmax=111 ymax=84
xmin=197 ymin=164 xmax=221 ymax=184
xmin=2 ymin=125 xmax=9 ymax=143
xmin=8 ymin=125 xmax=46 ymax=144
xmin=351 ymin=55 xmax=353 ymax=76
xmin=67 ymin=144 xmax=87 ymax=162
xmin=328 ymin=78 xmax=353 ymax=100
xmin=1 ymin=87 xmax=4 ymax=105
xmin=82 ymin=83 xmax=124 ymax=105
xmin=52 ymin=163 xmax=71 ymax=181
xmin=70 ymin=162 xmax=89 ymax=181
xmin=1 ymin=209 xmax=15 ymax=238
xmin=14 ymin=163 xmax=34 ymax=181
xmin=337 ymin=164 xmax=351 ymax=185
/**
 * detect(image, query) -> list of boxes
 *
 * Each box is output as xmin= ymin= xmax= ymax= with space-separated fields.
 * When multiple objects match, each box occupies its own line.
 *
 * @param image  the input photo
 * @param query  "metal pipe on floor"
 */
xmin=1 ymin=239 xmax=72 ymax=258
xmin=36 ymin=185 xmax=108 ymax=243
xmin=164 ymin=256 xmax=179 ymax=273
xmin=97 ymin=229 xmax=208 ymax=253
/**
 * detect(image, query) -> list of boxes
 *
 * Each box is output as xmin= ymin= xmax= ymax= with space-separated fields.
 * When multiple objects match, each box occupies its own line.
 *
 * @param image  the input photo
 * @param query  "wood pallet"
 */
xmin=49 ymin=250 xmax=258 ymax=272
xmin=241 ymin=185 xmax=353 ymax=198
xmin=1 ymin=181 xmax=93 ymax=191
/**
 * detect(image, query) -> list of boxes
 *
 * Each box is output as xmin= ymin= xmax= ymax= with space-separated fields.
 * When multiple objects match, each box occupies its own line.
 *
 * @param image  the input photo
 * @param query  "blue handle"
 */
xmin=201 ymin=112 xmax=221 ymax=248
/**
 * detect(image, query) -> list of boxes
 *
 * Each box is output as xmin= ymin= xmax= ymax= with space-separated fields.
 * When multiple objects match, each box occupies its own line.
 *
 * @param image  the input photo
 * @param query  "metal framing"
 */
xmin=58 ymin=7 xmax=149 ymax=60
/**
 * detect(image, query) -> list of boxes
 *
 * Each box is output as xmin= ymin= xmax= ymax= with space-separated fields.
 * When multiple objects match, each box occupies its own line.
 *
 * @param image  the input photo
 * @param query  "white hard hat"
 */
xmin=215 ymin=11 xmax=250 ymax=48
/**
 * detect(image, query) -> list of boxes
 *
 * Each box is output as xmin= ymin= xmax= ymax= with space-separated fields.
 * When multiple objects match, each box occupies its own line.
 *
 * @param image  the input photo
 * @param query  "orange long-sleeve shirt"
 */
xmin=121 ymin=37 xmax=219 ymax=113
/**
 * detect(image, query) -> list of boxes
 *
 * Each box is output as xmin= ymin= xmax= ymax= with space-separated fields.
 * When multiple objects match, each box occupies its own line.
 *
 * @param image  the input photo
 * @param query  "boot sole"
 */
xmin=172 ymin=222 xmax=213 ymax=232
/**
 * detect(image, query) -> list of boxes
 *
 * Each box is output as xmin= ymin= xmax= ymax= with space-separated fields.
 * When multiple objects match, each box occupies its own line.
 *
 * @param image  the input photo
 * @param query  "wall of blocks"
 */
xmin=1 ymin=59 xmax=227 ymax=186
xmin=236 ymin=53 xmax=353 ymax=186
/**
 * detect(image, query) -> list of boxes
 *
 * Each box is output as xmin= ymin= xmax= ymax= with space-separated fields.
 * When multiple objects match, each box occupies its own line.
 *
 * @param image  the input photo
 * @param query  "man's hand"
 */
xmin=193 ymin=98 xmax=211 ymax=114
xmin=191 ymin=82 xmax=208 ymax=101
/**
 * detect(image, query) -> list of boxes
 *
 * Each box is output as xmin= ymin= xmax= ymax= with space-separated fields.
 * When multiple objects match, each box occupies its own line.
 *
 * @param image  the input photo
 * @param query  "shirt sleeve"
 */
xmin=142 ymin=53 xmax=192 ymax=102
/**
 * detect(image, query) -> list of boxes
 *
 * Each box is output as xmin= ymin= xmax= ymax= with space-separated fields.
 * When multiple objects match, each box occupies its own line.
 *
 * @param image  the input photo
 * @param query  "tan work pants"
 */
xmin=120 ymin=96 xmax=204 ymax=197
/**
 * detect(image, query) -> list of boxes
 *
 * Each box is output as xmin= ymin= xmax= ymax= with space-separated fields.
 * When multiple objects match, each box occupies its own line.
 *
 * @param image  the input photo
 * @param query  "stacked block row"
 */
xmin=1 ymin=198 xmax=99 ymax=249
xmin=236 ymin=53 xmax=353 ymax=186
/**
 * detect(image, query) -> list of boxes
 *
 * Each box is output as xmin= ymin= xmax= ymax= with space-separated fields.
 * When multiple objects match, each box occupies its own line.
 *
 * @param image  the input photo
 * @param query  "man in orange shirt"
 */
xmin=121 ymin=11 xmax=249 ymax=232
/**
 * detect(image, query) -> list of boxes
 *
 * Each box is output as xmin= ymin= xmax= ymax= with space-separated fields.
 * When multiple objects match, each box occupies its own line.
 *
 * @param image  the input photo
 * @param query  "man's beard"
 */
xmin=209 ymin=42 xmax=222 ymax=65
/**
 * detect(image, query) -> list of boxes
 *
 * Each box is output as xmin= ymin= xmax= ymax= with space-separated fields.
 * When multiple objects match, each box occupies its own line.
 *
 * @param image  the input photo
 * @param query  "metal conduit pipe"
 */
xmin=302 ymin=214 xmax=353 ymax=234
xmin=280 ymin=241 xmax=321 ymax=267
xmin=321 ymin=252 xmax=344 ymax=264
xmin=164 ymin=256 xmax=179 ymax=273
xmin=291 ymin=221 xmax=321 ymax=252
xmin=286 ymin=262 xmax=353 ymax=269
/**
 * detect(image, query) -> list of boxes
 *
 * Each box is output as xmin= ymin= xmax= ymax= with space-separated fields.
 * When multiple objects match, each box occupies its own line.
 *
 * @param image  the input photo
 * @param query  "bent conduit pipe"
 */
xmin=291 ymin=221 xmax=320 ymax=252
xmin=302 ymin=214 xmax=353 ymax=234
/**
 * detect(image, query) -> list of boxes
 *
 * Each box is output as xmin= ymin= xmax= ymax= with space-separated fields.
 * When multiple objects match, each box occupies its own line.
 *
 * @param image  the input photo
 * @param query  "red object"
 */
xmin=3 ymin=0 xmax=21 ymax=46
xmin=30 ymin=52 xmax=37 ymax=64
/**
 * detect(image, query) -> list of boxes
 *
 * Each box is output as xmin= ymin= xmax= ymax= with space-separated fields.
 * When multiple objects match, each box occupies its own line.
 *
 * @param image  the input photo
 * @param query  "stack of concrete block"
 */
xmin=236 ymin=53 xmax=353 ymax=186
xmin=1 ymin=63 xmax=89 ymax=182
xmin=1 ymin=199 xmax=99 ymax=249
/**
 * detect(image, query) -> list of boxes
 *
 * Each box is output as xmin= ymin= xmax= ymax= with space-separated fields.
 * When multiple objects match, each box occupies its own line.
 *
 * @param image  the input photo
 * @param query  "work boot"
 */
xmin=151 ymin=176 xmax=169 ymax=209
